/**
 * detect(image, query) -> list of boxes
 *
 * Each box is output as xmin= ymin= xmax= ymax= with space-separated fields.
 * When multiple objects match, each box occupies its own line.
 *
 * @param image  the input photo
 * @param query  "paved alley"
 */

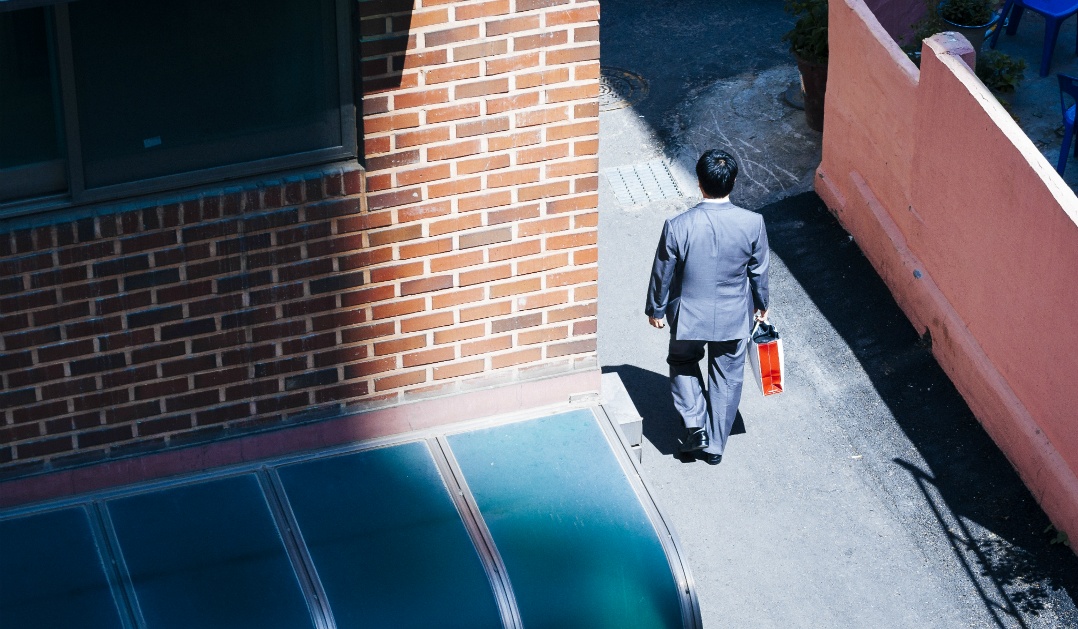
xmin=595 ymin=0 xmax=1078 ymax=626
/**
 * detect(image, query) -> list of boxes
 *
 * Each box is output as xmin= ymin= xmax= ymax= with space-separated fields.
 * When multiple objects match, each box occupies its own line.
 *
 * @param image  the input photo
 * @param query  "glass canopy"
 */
xmin=276 ymin=441 xmax=503 ymax=629
xmin=0 ymin=409 xmax=700 ymax=629
xmin=449 ymin=413 xmax=685 ymax=628
xmin=0 ymin=507 xmax=126 ymax=628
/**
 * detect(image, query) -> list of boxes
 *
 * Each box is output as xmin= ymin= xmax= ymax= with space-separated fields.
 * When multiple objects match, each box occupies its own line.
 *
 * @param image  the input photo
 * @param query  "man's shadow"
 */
xmin=602 ymin=364 xmax=744 ymax=460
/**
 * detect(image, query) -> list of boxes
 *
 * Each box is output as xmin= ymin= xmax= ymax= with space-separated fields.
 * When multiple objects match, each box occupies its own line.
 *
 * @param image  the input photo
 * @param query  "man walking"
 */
xmin=646 ymin=150 xmax=770 ymax=465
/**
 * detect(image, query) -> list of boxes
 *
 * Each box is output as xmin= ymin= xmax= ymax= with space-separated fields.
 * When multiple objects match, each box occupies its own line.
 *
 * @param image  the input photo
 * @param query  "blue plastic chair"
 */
xmin=990 ymin=0 xmax=1078 ymax=76
xmin=1056 ymin=74 xmax=1078 ymax=173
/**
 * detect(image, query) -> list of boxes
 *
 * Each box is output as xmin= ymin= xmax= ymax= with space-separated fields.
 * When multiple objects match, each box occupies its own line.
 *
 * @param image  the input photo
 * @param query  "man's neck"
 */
xmin=703 ymin=195 xmax=731 ymax=203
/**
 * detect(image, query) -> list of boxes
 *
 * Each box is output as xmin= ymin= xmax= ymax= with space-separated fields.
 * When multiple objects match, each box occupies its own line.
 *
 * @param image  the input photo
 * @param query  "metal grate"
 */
xmin=602 ymin=159 xmax=685 ymax=206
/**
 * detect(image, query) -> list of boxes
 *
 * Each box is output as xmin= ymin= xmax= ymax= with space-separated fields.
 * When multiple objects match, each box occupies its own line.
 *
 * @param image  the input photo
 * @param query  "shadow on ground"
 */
xmin=602 ymin=364 xmax=745 ymax=459
xmin=762 ymin=191 xmax=1078 ymax=626
xmin=597 ymin=0 xmax=1077 ymax=623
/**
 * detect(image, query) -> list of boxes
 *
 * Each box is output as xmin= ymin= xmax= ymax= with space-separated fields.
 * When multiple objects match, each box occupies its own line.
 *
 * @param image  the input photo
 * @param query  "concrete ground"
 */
xmin=595 ymin=0 xmax=1078 ymax=627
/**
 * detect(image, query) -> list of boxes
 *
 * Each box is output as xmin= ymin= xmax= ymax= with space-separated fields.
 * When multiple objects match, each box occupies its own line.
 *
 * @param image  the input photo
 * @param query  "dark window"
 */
xmin=0 ymin=0 xmax=355 ymax=216
xmin=0 ymin=7 xmax=66 ymax=203
xmin=69 ymin=0 xmax=344 ymax=189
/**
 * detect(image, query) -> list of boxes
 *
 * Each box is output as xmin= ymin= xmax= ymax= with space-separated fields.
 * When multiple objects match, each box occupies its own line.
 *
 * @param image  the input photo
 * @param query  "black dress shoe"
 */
xmin=679 ymin=427 xmax=710 ymax=453
xmin=704 ymin=453 xmax=722 ymax=465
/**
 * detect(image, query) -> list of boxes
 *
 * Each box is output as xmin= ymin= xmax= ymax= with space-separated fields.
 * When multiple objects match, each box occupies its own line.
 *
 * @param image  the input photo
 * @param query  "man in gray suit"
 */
xmin=646 ymin=150 xmax=770 ymax=465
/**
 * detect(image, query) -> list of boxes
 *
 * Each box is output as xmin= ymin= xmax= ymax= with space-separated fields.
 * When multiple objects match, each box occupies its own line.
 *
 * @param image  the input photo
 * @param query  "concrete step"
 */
xmin=600 ymin=371 xmax=643 ymax=462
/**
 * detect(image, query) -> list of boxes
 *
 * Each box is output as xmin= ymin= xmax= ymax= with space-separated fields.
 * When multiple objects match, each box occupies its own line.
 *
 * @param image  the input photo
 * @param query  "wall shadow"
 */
xmin=762 ymin=191 xmax=1078 ymax=626
xmin=355 ymin=1 xmax=415 ymax=166
xmin=896 ymin=457 xmax=1056 ymax=627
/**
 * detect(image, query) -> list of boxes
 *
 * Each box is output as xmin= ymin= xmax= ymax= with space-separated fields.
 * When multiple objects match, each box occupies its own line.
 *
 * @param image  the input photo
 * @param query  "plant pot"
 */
xmin=938 ymin=4 xmax=1001 ymax=52
xmin=796 ymin=56 xmax=828 ymax=132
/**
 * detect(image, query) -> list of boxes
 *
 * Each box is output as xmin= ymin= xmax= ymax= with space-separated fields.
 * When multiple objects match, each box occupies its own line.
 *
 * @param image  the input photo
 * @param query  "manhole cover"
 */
xmin=600 ymin=68 xmax=649 ymax=112
xmin=602 ymin=159 xmax=684 ymax=206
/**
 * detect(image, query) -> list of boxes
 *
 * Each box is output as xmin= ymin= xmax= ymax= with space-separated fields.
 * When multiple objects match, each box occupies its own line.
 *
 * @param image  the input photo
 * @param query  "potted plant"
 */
xmin=937 ymin=0 xmax=1001 ymax=51
xmin=905 ymin=2 xmax=946 ymax=64
xmin=976 ymin=49 xmax=1026 ymax=111
xmin=783 ymin=0 xmax=828 ymax=132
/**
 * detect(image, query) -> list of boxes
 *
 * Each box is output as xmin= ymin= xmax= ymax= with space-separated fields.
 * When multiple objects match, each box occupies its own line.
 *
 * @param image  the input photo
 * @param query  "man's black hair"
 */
xmin=696 ymin=149 xmax=738 ymax=198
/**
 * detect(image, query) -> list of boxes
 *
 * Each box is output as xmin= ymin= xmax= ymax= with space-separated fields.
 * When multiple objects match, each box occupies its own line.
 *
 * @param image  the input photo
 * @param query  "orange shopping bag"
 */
xmin=749 ymin=321 xmax=784 ymax=396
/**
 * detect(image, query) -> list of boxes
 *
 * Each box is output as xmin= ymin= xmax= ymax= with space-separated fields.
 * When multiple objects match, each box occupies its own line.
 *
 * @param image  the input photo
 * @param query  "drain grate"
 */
xmin=602 ymin=159 xmax=685 ymax=206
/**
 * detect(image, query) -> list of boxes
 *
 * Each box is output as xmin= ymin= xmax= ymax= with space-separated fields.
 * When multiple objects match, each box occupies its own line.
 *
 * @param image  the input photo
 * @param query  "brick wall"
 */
xmin=0 ymin=0 xmax=600 ymax=478
xmin=357 ymin=0 xmax=601 ymax=385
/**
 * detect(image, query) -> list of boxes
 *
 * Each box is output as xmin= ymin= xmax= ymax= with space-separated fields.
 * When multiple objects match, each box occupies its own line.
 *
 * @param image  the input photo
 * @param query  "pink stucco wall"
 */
xmin=817 ymin=0 xmax=1078 ymax=548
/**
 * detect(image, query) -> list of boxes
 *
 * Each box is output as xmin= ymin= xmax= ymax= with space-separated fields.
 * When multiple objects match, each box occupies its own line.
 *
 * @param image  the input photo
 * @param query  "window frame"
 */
xmin=0 ymin=0 xmax=358 ymax=221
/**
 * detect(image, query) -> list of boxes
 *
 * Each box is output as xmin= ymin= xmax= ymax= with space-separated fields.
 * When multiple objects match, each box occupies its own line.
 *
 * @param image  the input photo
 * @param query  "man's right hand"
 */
xmin=648 ymin=316 xmax=665 ymax=329
xmin=754 ymin=309 xmax=768 ymax=323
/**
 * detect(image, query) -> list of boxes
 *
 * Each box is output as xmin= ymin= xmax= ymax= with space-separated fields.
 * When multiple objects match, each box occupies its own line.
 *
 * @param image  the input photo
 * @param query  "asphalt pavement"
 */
xmin=595 ymin=0 xmax=1078 ymax=626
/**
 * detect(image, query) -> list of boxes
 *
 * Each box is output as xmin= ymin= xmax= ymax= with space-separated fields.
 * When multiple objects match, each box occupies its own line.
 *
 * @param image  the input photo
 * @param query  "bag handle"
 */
xmin=751 ymin=320 xmax=780 ymax=342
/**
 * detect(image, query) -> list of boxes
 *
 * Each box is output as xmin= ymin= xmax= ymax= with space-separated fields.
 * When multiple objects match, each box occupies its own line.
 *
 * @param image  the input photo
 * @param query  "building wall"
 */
xmin=818 ymin=0 xmax=1078 ymax=549
xmin=0 ymin=0 xmax=601 ymax=480
xmin=357 ymin=0 xmax=601 ymax=387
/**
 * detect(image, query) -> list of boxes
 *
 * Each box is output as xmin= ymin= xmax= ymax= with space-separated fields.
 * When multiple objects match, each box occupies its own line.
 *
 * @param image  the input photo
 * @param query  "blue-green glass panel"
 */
xmin=448 ymin=410 xmax=684 ymax=629
xmin=105 ymin=475 xmax=314 ymax=629
xmin=0 ymin=507 xmax=125 ymax=629
xmin=277 ymin=442 xmax=502 ymax=629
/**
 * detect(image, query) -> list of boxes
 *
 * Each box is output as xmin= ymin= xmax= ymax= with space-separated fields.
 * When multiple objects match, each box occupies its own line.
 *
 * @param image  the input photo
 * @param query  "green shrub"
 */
xmin=939 ymin=0 xmax=998 ymax=27
xmin=906 ymin=0 xmax=1000 ymax=60
xmin=975 ymin=50 xmax=1027 ymax=93
xmin=783 ymin=0 xmax=828 ymax=64
xmin=907 ymin=7 xmax=947 ymax=53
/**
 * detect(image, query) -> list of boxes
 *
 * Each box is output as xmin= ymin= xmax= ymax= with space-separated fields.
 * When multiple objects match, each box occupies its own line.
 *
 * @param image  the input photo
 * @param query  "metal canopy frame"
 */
xmin=430 ymin=436 xmax=524 ymax=629
xmin=0 ymin=407 xmax=703 ymax=629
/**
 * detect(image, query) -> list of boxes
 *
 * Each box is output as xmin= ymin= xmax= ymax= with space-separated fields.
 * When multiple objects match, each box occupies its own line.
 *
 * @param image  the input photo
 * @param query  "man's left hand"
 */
xmin=648 ymin=316 xmax=665 ymax=329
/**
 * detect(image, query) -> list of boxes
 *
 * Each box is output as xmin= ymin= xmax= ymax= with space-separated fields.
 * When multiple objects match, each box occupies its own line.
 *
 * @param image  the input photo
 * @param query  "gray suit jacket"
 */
xmin=646 ymin=198 xmax=770 ymax=341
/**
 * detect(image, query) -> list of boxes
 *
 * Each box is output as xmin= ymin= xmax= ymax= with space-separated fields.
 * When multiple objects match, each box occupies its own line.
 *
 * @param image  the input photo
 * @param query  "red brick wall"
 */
xmin=0 ymin=0 xmax=600 ymax=478
xmin=356 ymin=1 xmax=600 ymax=388
xmin=0 ymin=171 xmax=370 ymax=475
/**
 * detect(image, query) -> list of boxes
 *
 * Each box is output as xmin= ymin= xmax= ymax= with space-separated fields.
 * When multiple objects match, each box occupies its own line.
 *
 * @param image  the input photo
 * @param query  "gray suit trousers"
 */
xmin=667 ymin=338 xmax=746 ymax=455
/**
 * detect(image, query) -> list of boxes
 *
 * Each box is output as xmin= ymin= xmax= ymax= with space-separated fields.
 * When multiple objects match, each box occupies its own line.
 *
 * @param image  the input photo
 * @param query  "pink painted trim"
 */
xmin=0 ymin=369 xmax=601 ymax=509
